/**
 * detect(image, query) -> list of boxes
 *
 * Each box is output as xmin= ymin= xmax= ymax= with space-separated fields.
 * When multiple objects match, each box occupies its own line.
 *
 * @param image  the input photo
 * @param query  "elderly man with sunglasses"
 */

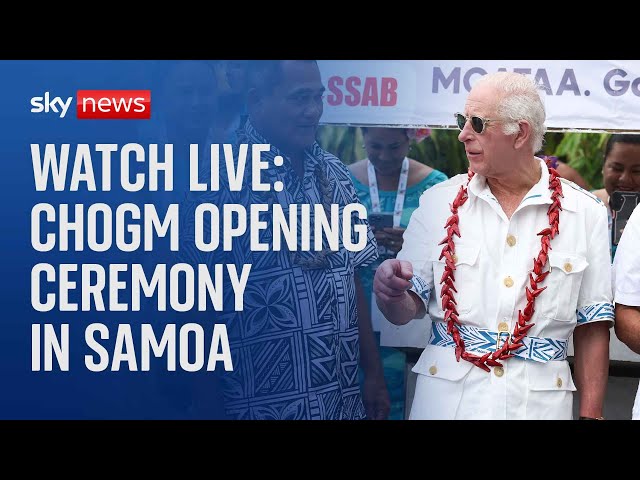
xmin=373 ymin=71 xmax=613 ymax=420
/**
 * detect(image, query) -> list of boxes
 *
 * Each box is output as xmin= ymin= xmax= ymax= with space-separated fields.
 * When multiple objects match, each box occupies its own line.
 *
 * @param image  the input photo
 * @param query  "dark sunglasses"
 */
xmin=454 ymin=112 xmax=494 ymax=134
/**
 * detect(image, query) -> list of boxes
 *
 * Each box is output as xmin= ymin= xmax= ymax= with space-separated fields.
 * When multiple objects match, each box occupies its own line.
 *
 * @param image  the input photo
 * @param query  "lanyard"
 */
xmin=367 ymin=157 xmax=409 ymax=228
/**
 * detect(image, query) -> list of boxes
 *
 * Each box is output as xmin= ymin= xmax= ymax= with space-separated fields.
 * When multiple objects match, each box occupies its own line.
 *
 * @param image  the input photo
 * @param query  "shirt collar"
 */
xmin=467 ymin=157 xmax=577 ymax=212
xmin=239 ymin=118 xmax=324 ymax=178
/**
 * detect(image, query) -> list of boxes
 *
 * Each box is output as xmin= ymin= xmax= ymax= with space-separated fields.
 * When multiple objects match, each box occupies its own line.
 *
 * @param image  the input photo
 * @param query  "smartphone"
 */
xmin=369 ymin=213 xmax=394 ymax=229
xmin=610 ymin=190 xmax=640 ymax=246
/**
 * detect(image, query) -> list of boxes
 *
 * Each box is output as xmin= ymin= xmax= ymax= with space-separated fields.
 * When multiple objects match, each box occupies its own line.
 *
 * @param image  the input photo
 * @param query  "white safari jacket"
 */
xmin=397 ymin=159 xmax=614 ymax=419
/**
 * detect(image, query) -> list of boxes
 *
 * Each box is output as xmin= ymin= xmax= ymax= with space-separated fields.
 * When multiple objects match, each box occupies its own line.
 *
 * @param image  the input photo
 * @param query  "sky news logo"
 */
xmin=30 ymin=90 xmax=151 ymax=119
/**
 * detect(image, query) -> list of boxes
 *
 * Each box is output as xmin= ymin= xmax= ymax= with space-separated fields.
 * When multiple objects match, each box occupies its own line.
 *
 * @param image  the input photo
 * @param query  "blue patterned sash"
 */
xmin=429 ymin=322 xmax=568 ymax=362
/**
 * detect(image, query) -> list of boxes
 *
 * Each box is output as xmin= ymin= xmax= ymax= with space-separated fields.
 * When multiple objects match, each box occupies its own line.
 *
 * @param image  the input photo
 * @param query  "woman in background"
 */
xmin=592 ymin=134 xmax=640 ymax=260
xmin=349 ymin=127 xmax=447 ymax=420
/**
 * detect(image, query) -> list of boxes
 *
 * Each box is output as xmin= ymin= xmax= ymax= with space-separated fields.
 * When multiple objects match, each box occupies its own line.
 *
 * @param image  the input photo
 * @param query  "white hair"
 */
xmin=474 ymin=72 xmax=547 ymax=153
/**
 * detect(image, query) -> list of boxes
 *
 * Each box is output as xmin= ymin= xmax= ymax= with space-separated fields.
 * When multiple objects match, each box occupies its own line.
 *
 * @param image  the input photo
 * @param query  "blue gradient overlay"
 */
xmin=0 ymin=59 xmax=375 ymax=420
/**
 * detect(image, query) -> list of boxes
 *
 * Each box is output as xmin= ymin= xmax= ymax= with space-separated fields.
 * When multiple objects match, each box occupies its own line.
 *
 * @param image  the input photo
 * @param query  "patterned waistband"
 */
xmin=429 ymin=322 xmax=568 ymax=363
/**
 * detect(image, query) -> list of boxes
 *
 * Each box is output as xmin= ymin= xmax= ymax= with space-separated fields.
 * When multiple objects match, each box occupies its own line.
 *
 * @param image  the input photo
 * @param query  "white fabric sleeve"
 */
xmin=576 ymin=202 xmax=615 ymax=326
xmin=395 ymin=193 xmax=435 ymax=311
xmin=613 ymin=205 xmax=640 ymax=307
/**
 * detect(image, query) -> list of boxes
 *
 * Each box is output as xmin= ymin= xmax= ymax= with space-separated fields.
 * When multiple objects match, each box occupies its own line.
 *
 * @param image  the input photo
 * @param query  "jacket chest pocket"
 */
xmin=430 ymin=245 xmax=481 ymax=316
xmin=539 ymin=251 xmax=589 ymax=322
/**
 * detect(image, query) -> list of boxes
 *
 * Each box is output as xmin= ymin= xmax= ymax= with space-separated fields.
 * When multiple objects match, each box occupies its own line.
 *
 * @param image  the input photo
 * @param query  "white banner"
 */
xmin=318 ymin=60 xmax=640 ymax=132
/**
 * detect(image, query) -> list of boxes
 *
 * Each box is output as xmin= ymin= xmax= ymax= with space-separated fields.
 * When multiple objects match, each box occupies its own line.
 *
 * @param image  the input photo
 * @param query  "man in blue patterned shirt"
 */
xmin=183 ymin=60 xmax=387 ymax=419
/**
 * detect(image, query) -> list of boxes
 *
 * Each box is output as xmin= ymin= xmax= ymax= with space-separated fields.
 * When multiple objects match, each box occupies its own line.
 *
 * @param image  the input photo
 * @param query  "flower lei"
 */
xmin=439 ymin=165 xmax=563 ymax=372
xmin=407 ymin=128 xmax=431 ymax=143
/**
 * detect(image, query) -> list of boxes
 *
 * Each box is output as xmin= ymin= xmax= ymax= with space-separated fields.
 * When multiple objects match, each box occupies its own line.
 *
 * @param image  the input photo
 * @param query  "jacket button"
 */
xmin=498 ymin=322 xmax=509 ymax=332
xmin=556 ymin=377 xmax=563 ymax=388
xmin=506 ymin=234 xmax=517 ymax=247
xmin=564 ymin=262 xmax=573 ymax=273
xmin=503 ymin=277 xmax=514 ymax=288
xmin=494 ymin=366 xmax=504 ymax=377
xmin=429 ymin=365 xmax=437 ymax=375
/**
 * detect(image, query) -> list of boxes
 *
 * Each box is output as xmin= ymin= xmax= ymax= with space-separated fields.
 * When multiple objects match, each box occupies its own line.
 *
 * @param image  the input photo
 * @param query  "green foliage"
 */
xmin=317 ymin=125 xmax=469 ymax=177
xmin=318 ymin=126 xmax=611 ymax=189
xmin=552 ymin=132 xmax=610 ymax=190
xmin=540 ymin=132 xmax=564 ymax=156
xmin=426 ymin=129 xmax=469 ymax=177
xmin=317 ymin=126 xmax=364 ymax=165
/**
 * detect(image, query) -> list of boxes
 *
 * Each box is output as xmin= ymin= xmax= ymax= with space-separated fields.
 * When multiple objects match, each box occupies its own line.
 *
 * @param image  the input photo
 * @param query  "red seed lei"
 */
xmin=439 ymin=165 xmax=563 ymax=372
